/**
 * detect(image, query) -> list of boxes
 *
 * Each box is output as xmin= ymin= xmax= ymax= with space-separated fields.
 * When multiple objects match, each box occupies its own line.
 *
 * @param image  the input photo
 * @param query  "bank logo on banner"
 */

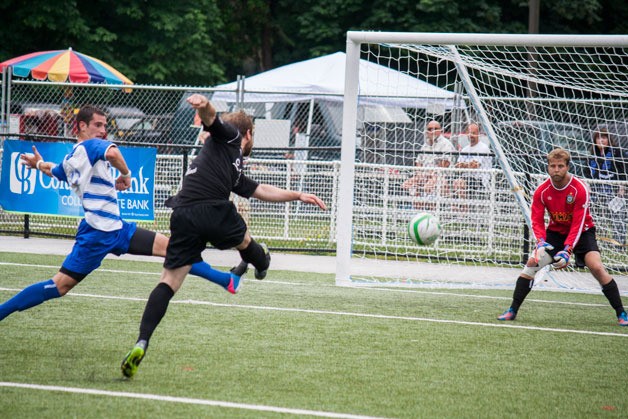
xmin=9 ymin=152 xmax=37 ymax=195
xmin=1 ymin=140 xmax=156 ymax=221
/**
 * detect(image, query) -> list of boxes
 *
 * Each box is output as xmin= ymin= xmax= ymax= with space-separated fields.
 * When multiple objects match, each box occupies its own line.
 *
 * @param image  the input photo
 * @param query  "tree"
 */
xmin=1 ymin=0 xmax=626 ymax=85
xmin=0 ymin=0 xmax=227 ymax=85
xmin=104 ymin=0 xmax=226 ymax=85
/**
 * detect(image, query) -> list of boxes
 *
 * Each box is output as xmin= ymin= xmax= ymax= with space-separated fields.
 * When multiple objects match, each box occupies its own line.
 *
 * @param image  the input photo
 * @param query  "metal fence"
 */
xmin=0 ymin=138 xmax=340 ymax=252
xmin=1 ymin=77 xmax=625 ymax=268
xmin=0 ymin=77 xmax=442 ymax=163
xmin=1 ymin=136 xmax=528 ymax=262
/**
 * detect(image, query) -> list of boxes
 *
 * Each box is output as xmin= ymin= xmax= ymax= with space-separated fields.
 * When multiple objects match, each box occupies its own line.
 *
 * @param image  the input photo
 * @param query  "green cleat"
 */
xmin=121 ymin=341 xmax=146 ymax=378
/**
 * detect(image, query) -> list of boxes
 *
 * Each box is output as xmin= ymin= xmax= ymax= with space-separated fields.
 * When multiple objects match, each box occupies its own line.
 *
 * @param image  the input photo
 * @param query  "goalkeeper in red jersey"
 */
xmin=498 ymin=148 xmax=628 ymax=326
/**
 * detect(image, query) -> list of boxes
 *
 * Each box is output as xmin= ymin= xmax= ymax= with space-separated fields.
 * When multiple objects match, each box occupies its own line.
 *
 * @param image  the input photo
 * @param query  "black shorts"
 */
xmin=545 ymin=227 xmax=600 ymax=268
xmin=164 ymin=201 xmax=247 ymax=269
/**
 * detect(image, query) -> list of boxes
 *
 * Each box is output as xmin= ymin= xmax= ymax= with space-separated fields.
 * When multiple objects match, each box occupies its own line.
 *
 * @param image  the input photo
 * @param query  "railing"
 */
xmin=2 ymin=140 xmax=627 ymax=271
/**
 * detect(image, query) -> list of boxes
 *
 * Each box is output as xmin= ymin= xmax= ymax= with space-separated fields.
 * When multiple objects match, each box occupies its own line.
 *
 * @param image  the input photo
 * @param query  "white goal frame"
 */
xmin=336 ymin=32 xmax=628 ymax=287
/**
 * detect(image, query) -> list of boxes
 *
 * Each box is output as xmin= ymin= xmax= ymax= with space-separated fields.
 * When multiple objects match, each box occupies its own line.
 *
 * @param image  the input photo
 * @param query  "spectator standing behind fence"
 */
xmin=402 ymin=120 xmax=454 ymax=209
xmin=586 ymin=125 xmax=627 ymax=249
xmin=452 ymin=123 xmax=492 ymax=211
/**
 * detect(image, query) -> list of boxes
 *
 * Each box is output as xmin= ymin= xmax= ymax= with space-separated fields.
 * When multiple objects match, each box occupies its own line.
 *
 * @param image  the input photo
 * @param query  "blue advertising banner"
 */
xmin=0 ymin=139 xmax=157 ymax=221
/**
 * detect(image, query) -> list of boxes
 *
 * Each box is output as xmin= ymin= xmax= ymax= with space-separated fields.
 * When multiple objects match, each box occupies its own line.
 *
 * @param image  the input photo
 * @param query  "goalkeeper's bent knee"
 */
xmin=521 ymin=247 xmax=553 ymax=277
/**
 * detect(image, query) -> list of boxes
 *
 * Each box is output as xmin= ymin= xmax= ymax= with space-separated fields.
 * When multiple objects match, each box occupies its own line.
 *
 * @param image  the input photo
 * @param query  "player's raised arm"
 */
xmin=187 ymin=94 xmax=217 ymax=127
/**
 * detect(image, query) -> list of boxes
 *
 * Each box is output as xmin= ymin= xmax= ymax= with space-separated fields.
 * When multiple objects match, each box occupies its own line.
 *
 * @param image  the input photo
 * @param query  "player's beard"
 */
xmin=242 ymin=142 xmax=253 ymax=157
xmin=551 ymin=172 xmax=568 ymax=186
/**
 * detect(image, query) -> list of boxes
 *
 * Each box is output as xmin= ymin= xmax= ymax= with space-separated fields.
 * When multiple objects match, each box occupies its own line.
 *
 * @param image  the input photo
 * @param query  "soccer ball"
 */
xmin=408 ymin=212 xmax=441 ymax=245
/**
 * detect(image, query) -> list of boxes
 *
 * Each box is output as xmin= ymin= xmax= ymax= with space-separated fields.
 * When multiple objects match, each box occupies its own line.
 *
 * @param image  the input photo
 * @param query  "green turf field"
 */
xmin=1 ymin=251 xmax=626 ymax=418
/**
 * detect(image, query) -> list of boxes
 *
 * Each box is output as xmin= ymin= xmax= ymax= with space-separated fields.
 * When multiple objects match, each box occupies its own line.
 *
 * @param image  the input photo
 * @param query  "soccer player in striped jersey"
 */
xmin=498 ymin=148 xmax=628 ymax=326
xmin=0 ymin=105 xmax=239 ymax=322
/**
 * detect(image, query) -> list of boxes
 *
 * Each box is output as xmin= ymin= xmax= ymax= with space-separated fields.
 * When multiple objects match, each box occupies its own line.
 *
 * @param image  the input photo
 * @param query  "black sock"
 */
xmin=602 ymin=279 xmax=625 ymax=317
xmin=511 ymin=276 xmax=534 ymax=312
xmin=138 ymin=282 xmax=175 ymax=347
xmin=238 ymin=239 xmax=269 ymax=271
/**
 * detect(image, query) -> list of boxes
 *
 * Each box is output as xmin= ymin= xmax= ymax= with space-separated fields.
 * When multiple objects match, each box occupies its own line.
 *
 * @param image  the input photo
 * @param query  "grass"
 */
xmin=1 ymin=251 xmax=627 ymax=418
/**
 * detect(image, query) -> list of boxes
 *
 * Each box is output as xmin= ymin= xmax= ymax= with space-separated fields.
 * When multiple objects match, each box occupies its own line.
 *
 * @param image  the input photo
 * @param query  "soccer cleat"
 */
xmin=121 ymin=341 xmax=146 ymax=378
xmin=226 ymin=273 xmax=242 ymax=295
xmin=497 ymin=308 xmax=517 ymax=321
xmin=254 ymin=243 xmax=271 ymax=280
xmin=230 ymin=261 xmax=248 ymax=277
xmin=618 ymin=312 xmax=628 ymax=327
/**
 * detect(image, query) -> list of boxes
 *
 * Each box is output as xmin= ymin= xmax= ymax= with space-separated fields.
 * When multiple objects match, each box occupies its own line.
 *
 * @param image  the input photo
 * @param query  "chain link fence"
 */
xmin=0 ymin=77 xmax=433 ymax=254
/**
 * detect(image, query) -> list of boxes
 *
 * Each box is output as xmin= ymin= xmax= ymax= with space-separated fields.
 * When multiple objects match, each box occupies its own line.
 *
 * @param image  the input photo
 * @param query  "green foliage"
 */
xmin=101 ymin=0 xmax=226 ymax=85
xmin=1 ymin=0 xmax=627 ymax=85
xmin=542 ymin=0 xmax=603 ymax=32
xmin=599 ymin=0 xmax=628 ymax=34
xmin=0 ymin=0 xmax=226 ymax=85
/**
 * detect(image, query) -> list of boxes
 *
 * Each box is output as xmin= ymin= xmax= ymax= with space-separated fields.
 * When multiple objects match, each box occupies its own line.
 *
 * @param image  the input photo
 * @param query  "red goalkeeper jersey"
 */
xmin=530 ymin=175 xmax=594 ymax=248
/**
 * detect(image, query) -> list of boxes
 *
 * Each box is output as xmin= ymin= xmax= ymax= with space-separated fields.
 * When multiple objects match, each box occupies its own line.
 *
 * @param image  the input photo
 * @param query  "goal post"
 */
xmin=337 ymin=32 xmax=628 ymax=292
xmin=335 ymin=40 xmax=361 ymax=286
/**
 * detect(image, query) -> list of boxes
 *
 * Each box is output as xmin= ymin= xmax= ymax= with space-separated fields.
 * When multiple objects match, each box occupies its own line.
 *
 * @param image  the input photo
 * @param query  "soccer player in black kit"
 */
xmin=121 ymin=94 xmax=327 ymax=378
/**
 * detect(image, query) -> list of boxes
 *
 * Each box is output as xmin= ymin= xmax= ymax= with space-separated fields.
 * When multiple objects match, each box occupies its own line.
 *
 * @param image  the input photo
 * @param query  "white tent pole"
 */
xmin=296 ymin=99 xmax=315 ymax=213
xmin=305 ymin=98 xmax=314 ymax=140
xmin=0 ymin=66 xmax=6 ymax=135
xmin=4 ymin=66 xmax=12 ymax=137
xmin=236 ymin=75 xmax=244 ymax=109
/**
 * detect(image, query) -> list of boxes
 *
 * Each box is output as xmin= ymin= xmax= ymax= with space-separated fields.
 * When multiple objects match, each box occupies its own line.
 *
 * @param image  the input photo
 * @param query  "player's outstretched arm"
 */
xmin=20 ymin=145 xmax=54 ymax=177
xmin=298 ymin=192 xmax=328 ymax=210
xmin=252 ymin=184 xmax=327 ymax=210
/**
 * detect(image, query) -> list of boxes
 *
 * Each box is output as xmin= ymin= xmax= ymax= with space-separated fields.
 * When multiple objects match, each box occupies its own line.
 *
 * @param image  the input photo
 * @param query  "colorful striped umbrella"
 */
xmin=0 ymin=48 xmax=132 ymax=85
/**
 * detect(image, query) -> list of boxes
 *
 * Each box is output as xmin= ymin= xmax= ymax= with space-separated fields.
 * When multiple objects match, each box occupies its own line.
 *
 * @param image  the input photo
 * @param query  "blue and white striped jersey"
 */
xmin=51 ymin=139 xmax=122 ymax=232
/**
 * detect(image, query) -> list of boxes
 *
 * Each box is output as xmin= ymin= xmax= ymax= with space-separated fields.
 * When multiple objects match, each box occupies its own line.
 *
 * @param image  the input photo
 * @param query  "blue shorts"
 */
xmin=61 ymin=219 xmax=137 ymax=280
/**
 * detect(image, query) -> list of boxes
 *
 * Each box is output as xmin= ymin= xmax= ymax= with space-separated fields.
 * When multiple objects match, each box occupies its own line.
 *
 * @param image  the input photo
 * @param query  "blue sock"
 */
xmin=189 ymin=261 xmax=232 ymax=289
xmin=0 ymin=279 xmax=61 ymax=321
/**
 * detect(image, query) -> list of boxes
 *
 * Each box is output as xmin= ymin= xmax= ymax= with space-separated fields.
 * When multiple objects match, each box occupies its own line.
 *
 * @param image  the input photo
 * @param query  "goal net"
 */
xmin=337 ymin=33 xmax=628 ymax=293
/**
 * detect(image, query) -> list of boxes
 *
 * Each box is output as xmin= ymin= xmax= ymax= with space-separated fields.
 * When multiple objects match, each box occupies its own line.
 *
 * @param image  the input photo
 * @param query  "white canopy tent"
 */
xmin=211 ymin=51 xmax=458 ymax=109
xmin=209 ymin=52 xmax=464 ymax=155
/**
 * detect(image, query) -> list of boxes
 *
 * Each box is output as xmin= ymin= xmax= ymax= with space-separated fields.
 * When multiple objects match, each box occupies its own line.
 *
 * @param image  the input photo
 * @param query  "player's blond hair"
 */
xmin=547 ymin=148 xmax=571 ymax=165
xmin=222 ymin=110 xmax=253 ymax=138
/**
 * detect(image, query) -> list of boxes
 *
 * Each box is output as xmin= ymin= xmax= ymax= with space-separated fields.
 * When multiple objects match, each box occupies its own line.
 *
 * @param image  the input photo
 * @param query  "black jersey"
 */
xmin=167 ymin=116 xmax=259 ymax=208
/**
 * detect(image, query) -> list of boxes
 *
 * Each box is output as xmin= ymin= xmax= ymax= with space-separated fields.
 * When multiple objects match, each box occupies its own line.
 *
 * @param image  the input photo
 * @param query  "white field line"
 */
xmin=0 ymin=261 xmax=610 ymax=308
xmin=0 ymin=261 xmax=161 ymax=277
xmin=0 ymin=286 xmax=625 ymax=338
xmin=0 ymin=382 xmax=389 ymax=419
xmin=172 ymin=299 xmax=628 ymax=338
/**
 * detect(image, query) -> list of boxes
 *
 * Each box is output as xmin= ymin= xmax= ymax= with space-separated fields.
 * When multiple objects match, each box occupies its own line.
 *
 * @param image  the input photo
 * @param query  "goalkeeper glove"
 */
xmin=533 ymin=240 xmax=554 ymax=264
xmin=552 ymin=245 xmax=572 ymax=269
